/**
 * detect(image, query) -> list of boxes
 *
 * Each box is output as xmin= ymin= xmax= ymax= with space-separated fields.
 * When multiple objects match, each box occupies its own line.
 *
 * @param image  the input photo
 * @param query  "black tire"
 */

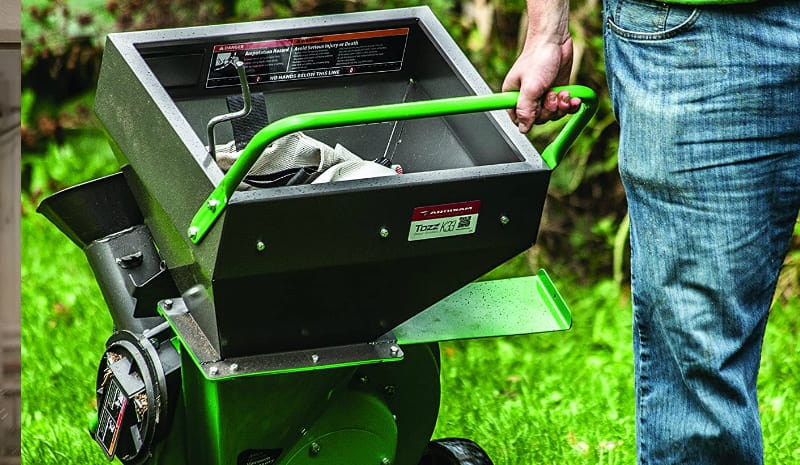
xmin=418 ymin=438 xmax=495 ymax=465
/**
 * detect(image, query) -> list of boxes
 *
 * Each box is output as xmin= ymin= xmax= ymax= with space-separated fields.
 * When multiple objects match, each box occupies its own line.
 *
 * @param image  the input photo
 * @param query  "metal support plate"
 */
xmin=390 ymin=269 xmax=572 ymax=345
xmin=158 ymin=298 xmax=403 ymax=381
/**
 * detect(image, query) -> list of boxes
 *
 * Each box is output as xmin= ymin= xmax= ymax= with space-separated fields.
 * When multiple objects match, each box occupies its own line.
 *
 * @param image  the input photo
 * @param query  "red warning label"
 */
xmin=207 ymin=28 xmax=409 ymax=88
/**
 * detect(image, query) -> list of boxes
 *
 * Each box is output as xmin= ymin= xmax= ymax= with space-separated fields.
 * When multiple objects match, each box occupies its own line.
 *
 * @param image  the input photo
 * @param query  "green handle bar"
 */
xmin=188 ymin=85 xmax=598 ymax=244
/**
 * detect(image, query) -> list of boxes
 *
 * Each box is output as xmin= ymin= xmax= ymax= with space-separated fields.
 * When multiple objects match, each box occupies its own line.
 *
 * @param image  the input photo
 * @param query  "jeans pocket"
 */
xmin=606 ymin=0 xmax=700 ymax=40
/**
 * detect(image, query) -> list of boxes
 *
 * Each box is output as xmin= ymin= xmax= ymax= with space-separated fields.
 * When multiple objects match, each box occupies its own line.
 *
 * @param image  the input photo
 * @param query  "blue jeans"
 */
xmin=602 ymin=0 xmax=800 ymax=463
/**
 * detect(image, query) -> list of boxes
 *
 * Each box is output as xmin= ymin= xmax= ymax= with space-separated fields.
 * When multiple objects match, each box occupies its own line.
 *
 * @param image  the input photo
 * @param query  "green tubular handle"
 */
xmin=188 ymin=85 xmax=597 ymax=244
xmin=540 ymin=85 xmax=598 ymax=170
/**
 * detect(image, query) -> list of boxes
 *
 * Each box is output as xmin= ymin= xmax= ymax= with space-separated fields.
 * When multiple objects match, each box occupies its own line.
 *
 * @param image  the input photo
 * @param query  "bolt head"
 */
xmin=500 ymin=215 xmax=510 ymax=225
xmin=380 ymin=457 xmax=391 ymax=465
xmin=163 ymin=299 xmax=173 ymax=310
xmin=184 ymin=285 xmax=204 ymax=299
xmin=207 ymin=199 xmax=220 ymax=211
xmin=309 ymin=442 xmax=321 ymax=456
xmin=208 ymin=366 xmax=219 ymax=376
xmin=188 ymin=226 xmax=199 ymax=239
xmin=379 ymin=227 xmax=390 ymax=238
xmin=230 ymin=363 xmax=239 ymax=372
xmin=311 ymin=353 xmax=320 ymax=364
xmin=256 ymin=240 xmax=266 ymax=252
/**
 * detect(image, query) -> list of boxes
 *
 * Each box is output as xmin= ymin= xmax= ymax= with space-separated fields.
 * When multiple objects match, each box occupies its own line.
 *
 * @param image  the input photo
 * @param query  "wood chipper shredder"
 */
xmin=38 ymin=7 xmax=597 ymax=465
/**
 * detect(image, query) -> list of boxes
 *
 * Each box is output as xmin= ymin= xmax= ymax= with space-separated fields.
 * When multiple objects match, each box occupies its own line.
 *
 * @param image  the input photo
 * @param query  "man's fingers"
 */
xmin=507 ymin=109 xmax=517 ymax=125
xmin=507 ymin=86 xmax=582 ymax=131
xmin=557 ymin=90 xmax=572 ymax=111
xmin=536 ymin=90 xmax=560 ymax=123
xmin=536 ymin=91 xmax=582 ymax=123
xmin=568 ymin=97 xmax=582 ymax=113
xmin=514 ymin=92 xmax=540 ymax=133
xmin=544 ymin=90 xmax=560 ymax=112
xmin=556 ymin=91 xmax=581 ymax=114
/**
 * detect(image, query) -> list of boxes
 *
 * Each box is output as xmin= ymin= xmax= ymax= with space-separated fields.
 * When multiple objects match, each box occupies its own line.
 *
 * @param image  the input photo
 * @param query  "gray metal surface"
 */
xmin=36 ymin=173 xmax=143 ymax=249
xmin=94 ymin=7 xmax=551 ymax=356
xmin=391 ymin=274 xmax=572 ymax=345
xmin=159 ymin=298 xmax=403 ymax=379
xmin=94 ymin=7 xmax=544 ymax=286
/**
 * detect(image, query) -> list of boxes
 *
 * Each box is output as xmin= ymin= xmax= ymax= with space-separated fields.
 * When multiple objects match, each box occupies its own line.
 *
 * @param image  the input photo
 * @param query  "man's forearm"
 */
xmin=503 ymin=0 xmax=577 ymax=131
xmin=524 ymin=0 xmax=571 ymax=50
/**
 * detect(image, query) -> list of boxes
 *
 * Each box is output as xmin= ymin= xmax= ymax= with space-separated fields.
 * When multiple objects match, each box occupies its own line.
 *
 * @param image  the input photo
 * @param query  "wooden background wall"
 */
xmin=0 ymin=2 xmax=21 ymax=462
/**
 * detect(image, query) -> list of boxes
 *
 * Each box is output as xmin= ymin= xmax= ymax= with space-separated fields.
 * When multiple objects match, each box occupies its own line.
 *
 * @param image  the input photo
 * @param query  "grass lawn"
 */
xmin=20 ymin=190 xmax=800 ymax=464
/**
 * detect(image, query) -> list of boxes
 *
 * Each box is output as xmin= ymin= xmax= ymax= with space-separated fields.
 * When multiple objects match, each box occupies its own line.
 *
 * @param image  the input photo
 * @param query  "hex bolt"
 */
xmin=500 ymin=215 xmax=510 ymax=225
xmin=208 ymin=366 xmax=219 ymax=376
xmin=188 ymin=226 xmax=199 ymax=239
xmin=184 ymin=285 xmax=204 ymax=300
xmin=230 ymin=363 xmax=239 ymax=372
xmin=207 ymin=199 xmax=220 ymax=211
xmin=163 ymin=299 xmax=173 ymax=310
xmin=311 ymin=353 xmax=320 ymax=364
xmin=380 ymin=457 xmax=391 ymax=465
xmin=389 ymin=345 xmax=401 ymax=357
xmin=309 ymin=442 xmax=321 ymax=456
xmin=383 ymin=385 xmax=396 ymax=396
xmin=379 ymin=227 xmax=390 ymax=238
xmin=256 ymin=240 xmax=266 ymax=252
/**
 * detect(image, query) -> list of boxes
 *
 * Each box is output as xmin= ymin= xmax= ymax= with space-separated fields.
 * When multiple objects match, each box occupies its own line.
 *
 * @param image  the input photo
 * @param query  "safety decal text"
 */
xmin=207 ymin=28 xmax=409 ymax=88
xmin=408 ymin=200 xmax=481 ymax=241
xmin=96 ymin=378 xmax=128 ymax=458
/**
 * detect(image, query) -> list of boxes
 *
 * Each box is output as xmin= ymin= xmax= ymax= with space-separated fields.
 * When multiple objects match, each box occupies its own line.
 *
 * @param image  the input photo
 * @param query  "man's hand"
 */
xmin=502 ymin=0 xmax=580 ymax=133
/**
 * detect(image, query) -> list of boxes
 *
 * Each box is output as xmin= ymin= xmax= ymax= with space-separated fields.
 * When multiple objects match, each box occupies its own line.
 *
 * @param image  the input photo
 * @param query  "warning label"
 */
xmin=207 ymin=28 xmax=409 ymax=88
xmin=96 ymin=378 xmax=128 ymax=458
xmin=408 ymin=200 xmax=481 ymax=242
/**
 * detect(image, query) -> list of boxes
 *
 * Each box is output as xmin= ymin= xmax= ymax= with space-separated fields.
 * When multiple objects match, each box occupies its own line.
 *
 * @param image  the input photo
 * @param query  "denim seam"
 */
xmin=636 ymin=316 xmax=649 ymax=465
xmin=606 ymin=8 xmax=702 ymax=41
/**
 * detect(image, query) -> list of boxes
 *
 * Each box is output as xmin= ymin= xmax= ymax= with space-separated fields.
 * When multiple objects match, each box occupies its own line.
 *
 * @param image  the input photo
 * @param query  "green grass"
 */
xmin=434 ymin=281 xmax=636 ymax=465
xmin=20 ymin=189 xmax=800 ymax=465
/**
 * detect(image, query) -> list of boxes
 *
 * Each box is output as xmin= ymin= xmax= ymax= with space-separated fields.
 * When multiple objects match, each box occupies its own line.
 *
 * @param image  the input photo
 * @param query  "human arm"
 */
xmin=502 ymin=0 xmax=581 ymax=133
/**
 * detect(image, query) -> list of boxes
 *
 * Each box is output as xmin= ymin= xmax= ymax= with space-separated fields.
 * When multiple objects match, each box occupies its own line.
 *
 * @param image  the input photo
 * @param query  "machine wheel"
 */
xmin=417 ymin=438 xmax=494 ymax=465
